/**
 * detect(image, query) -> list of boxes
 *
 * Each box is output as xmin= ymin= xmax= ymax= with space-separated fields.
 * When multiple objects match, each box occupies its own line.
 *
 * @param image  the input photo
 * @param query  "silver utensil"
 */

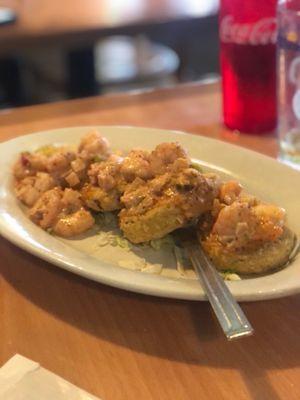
xmin=182 ymin=238 xmax=254 ymax=340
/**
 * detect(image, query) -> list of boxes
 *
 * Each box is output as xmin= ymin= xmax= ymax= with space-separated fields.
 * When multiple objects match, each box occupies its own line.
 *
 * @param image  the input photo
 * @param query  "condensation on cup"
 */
xmin=219 ymin=0 xmax=277 ymax=134
xmin=277 ymin=0 xmax=300 ymax=169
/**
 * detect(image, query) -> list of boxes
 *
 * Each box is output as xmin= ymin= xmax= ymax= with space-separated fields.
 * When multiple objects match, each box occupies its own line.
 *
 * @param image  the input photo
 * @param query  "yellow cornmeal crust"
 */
xmin=120 ymin=203 xmax=184 ymax=243
xmin=81 ymin=184 xmax=121 ymax=212
xmin=119 ymin=169 xmax=218 ymax=244
xmin=201 ymin=227 xmax=295 ymax=275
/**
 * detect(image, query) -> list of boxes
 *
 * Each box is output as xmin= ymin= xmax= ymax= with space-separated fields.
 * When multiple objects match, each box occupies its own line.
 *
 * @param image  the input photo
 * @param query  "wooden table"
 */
xmin=0 ymin=0 xmax=218 ymax=51
xmin=0 ymin=0 xmax=219 ymax=101
xmin=1 ymin=82 xmax=299 ymax=400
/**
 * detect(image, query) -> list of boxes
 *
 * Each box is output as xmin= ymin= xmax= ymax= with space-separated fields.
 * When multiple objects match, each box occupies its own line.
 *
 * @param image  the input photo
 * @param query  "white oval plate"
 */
xmin=0 ymin=126 xmax=299 ymax=301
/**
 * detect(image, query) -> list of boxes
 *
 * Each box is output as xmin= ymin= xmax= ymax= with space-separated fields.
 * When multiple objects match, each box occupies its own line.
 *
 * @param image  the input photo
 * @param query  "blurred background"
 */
xmin=0 ymin=0 xmax=219 ymax=108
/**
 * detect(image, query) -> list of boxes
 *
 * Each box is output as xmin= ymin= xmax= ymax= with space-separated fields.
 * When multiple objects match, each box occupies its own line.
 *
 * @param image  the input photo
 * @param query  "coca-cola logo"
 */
xmin=220 ymin=15 xmax=277 ymax=45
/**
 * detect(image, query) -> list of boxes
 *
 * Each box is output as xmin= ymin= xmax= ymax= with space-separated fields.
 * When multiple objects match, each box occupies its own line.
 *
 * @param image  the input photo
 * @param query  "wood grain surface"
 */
xmin=1 ymin=82 xmax=300 ymax=400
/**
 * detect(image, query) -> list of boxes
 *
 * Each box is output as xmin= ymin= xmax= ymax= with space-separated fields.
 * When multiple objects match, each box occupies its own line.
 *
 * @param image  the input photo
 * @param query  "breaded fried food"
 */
xmin=81 ymin=155 xmax=127 ymax=212
xmin=119 ymin=168 xmax=219 ymax=243
xmin=201 ymin=194 xmax=296 ymax=274
xmin=202 ymin=227 xmax=295 ymax=275
xmin=81 ymin=184 xmax=122 ymax=212
xmin=82 ymin=142 xmax=192 ymax=214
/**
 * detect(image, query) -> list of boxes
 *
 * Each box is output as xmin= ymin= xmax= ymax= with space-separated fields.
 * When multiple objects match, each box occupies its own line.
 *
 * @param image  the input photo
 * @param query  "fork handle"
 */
xmin=186 ymin=243 xmax=254 ymax=340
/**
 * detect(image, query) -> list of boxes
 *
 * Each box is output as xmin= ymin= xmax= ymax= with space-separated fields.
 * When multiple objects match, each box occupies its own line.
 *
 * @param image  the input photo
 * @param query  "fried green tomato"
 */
xmin=119 ymin=169 xmax=219 ymax=243
xmin=201 ymin=199 xmax=296 ymax=275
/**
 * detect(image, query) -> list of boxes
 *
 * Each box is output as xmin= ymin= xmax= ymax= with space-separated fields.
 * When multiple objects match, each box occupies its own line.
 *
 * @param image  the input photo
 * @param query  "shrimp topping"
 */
xmin=120 ymin=150 xmax=153 ymax=181
xmin=149 ymin=142 xmax=190 ymax=175
xmin=15 ymin=172 xmax=55 ymax=207
xmin=212 ymin=199 xmax=286 ymax=250
xmin=13 ymin=152 xmax=47 ymax=180
xmin=219 ymin=180 xmax=243 ymax=205
xmin=46 ymin=151 xmax=76 ymax=175
xmin=121 ymin=167 xmax=218 ymax=219
xmin=53 ymin=209 xmax=95 ymax=237
xmin=29 ymin=188 xmax=94 ymax=236
xmin=78 ymin=130 xmax=111 ymax=161
xmin=83 ymin=155 xmax=127 ymax=211
xmin=29 ymin=188 xmax=63 ymax=229
xmin=13 ymin=131 xmax=291 ymax=251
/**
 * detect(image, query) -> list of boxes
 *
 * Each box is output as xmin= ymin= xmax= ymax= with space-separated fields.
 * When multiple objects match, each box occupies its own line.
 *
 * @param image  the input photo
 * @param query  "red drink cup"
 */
xmin=220 ymin=0 xmax=277 ymax=134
